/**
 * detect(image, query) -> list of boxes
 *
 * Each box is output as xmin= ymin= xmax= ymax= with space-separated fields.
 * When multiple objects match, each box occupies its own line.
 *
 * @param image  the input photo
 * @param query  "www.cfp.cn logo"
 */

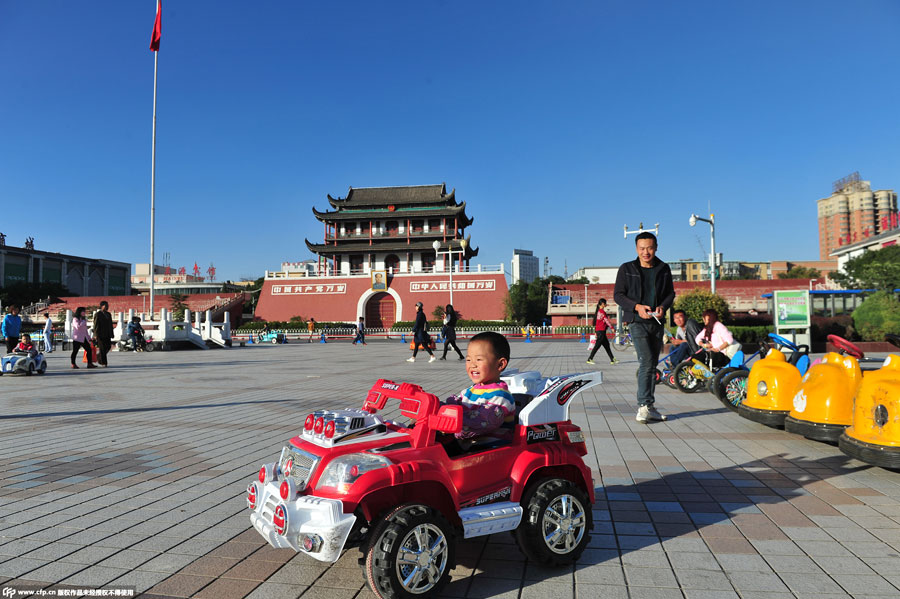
xmin=3 ymin=587 xmax=16 ymax=598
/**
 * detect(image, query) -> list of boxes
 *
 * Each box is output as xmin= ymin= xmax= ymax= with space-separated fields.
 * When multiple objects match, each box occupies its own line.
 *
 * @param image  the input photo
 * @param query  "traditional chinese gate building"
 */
xmin=255 ymin=184 xmax=508 ymax=325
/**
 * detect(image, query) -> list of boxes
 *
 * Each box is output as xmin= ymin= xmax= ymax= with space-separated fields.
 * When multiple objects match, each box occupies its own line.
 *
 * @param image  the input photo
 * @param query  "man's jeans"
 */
xmin=669 ymin=343 xmax=691 ymax=365
xmin=631 ymin=320 xmax=664 ymax=407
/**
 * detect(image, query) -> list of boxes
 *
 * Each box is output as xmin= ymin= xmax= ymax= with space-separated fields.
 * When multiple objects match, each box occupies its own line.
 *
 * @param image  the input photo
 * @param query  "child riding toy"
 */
xmin=1 ymin=334 xmax=47 ymax=375
xmin=247 ymin=370 xmax=601 ymax=599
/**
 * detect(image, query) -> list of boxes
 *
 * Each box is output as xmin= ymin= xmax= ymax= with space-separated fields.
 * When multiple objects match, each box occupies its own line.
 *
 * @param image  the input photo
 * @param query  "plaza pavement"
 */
xmin=2 ymin=339 xmax=900 ymax=599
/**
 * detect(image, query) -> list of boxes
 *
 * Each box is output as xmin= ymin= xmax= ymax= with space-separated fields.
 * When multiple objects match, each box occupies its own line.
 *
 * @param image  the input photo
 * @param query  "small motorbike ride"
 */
xmin=118 ymin=317 xmax=154 ymax=352
xmin=839 ymin=334 xmax=900 ymax=468
xmin=247 ymin=370 xmax=601 ymax=599
xmin=737 ymin=333 xmax=811 ymax=428
xmin=784 ymin=335 xmax=866 ymax=443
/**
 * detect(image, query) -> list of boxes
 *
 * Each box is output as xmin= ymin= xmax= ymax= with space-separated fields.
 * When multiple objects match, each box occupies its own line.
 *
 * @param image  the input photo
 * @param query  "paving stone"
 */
xmin=674 ymin=569 xmax=733 ymax=590
xmin=574 ymin=564 xmax=625 ymax=585
xmin=623 ymin=566 xmax=678 ymax=588
xmin=574 ymin=584 xmax=628 ymax=599
xmin=726 ymin=570 xmax=789 ymax=593
xmin=714 ymin=554 xmax=771 ymax=572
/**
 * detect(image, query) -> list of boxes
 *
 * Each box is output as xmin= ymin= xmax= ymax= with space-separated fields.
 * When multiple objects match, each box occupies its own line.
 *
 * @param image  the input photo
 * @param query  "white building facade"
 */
xmin=512 ymin=249 xmax=540 ymax=284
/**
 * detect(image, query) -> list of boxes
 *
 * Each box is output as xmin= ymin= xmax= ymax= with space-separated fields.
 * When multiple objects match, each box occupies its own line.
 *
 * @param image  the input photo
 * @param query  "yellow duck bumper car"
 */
xmin=784 ymin=335 xmax=864 ymax=443
xmin=738 ymin=333 xmax=810 ymax=428
xmin=839 ymin=334 xmax=900 ymax=468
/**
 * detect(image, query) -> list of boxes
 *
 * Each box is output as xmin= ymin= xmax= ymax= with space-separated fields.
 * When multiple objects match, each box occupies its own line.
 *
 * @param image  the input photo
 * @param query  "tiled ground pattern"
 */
xmin=1 ymin=341 xmax=899 ymax=599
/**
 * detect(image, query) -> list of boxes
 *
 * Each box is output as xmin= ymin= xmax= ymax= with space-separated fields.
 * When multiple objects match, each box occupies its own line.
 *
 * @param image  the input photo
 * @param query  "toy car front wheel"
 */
xmin=38 ymin=362 xmax=47 ymax=375
xmin=364 ymin=504 xmax=455 ymax=599
xmin=719 ymin=370 xmax=749 ymax=412
xmin=711 ymin=367 xmax=738 ymax=399
xmin=515 ymin=478 xmax=592 ymax=565
xmin=672 ymin=362 xmax=701 ymax=393
xmin=144 ymin=342 xmax=156 ymax=352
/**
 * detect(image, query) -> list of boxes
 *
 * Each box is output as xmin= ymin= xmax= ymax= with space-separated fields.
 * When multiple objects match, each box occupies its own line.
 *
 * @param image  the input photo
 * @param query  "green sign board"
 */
xmin=774 ymin=290 xmax=810 ymax=329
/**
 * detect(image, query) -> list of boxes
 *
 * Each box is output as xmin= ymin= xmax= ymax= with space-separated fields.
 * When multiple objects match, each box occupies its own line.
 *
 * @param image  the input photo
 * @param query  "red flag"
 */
xmin=150 ymin=0 xmax=162 ymax=51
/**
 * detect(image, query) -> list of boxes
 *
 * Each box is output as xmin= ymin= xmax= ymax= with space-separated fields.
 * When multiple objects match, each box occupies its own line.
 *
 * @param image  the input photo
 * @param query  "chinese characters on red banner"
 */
xmin=409 ymin=280 xmax=495 ymax=292
xmin=272 ymin=284 xmax=348 ymax=295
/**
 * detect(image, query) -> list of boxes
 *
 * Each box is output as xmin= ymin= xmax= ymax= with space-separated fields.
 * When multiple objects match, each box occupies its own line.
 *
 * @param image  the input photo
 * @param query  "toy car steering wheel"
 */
xmin=768 ymin=333 xmax=799 ymax=351
xmin=827 ymin=334 xmax=864 ymax=359
xmin=886 ymin=334 xmax=900 ymax=349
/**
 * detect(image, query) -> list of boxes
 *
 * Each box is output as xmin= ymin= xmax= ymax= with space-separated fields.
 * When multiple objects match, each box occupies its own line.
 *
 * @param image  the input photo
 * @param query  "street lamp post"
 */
xmin=433 ymin=239 xmax=468 ymax=305
xmin=689 ymin=213 xmax=716 ymax=294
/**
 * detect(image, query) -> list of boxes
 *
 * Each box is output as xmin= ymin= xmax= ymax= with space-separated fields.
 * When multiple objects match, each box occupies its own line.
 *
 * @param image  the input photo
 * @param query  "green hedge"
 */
xmin=852 ymin=291 xmax=900 ymax=341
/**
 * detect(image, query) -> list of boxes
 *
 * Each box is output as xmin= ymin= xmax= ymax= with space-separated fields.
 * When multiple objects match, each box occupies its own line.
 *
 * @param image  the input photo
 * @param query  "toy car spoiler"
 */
xmin=505 ymin=371 xmax=603 ymax=426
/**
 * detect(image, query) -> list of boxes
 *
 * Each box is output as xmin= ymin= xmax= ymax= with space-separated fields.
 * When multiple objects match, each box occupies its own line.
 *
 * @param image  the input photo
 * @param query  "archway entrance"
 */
xmin=365 ymin=292 xmax=396 ymax=328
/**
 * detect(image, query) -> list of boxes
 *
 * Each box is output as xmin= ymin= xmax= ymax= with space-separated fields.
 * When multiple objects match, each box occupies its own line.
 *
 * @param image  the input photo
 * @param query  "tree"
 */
xmin=831 ymin=245 xmax=900 ymax=291
xmin=778 ymin=266 xmax=821 ymax=280
xmin=852 ymin=291 xmax=900 ymax=341
xmin=169 ymin=292 xmax=189 ymax=321
xmin=431 ymin=305 xmax=445 ymax=320
xmin=672 ymin=288 xmax=731 ymax=323
xmin=505 ymin=278 xmax=550 ymax=324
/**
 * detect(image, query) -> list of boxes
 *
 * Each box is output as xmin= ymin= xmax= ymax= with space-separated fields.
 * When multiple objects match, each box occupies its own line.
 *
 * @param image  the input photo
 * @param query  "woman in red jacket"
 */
xmin=587 ymin=298 xmax=618 ymax=365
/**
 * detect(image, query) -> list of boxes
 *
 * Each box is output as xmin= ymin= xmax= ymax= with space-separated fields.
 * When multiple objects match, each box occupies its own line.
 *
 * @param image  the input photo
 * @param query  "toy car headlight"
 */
xmin=757 ymin=381 xmax=768 ymax=396
xmin=316 ymin=453 xmax=392 ymax=491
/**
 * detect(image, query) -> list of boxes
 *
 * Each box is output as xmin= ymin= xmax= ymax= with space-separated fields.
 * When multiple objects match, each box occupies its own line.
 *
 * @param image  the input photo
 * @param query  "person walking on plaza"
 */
xmin=307 ymin=318 xmax=316 ymax=343
xmin=71 ymin=307 xmax=96 ymax=369
xmin=408 ymin=301 xmax=436 ymax=363
xmin=92 ymin=301 xmax=114 ymax=367
xmin=42 ymin=313 xmax=54 ymax=353
xmin=614 ymin=232 xmax=675 ymax=423
xmin=353 ymin=317 xmax=366 ymax=345
xmin=586 ymin=298 xmax=618 ymax=365
xmin=2 ymin=305 xmax=22 ymax=354
xmin=440 ymin=304 xmax=464 ymax=360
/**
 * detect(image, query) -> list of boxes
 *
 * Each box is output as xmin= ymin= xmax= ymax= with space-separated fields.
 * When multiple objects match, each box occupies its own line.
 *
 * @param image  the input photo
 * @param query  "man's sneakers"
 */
xmin=406 ymin=357 xmax=416 ymax=363
xmin=636 ymin=405 xmax=668 ymax=423
xmin=586 ymin=359 xmax=595 ymax=365
xmin=610 ymin=358 xmax=619 ymax=365
xmin=428 ymin=356 xmax=437 ymax=363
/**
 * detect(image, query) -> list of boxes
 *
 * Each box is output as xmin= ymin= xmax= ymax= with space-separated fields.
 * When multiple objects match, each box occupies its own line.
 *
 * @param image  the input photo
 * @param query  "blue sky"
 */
xmin=2 ymin=1 xmax=899 ymax=282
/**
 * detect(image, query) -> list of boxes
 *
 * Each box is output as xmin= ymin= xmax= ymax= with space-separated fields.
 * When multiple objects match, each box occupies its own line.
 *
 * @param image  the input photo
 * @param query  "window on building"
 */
xmin=386 ymin=221 xmax=398 ymax=237
xmin=421 ymin=253 xmax=434 ymax=272
xmin=350 ymin=254 xmax=364 ymax=273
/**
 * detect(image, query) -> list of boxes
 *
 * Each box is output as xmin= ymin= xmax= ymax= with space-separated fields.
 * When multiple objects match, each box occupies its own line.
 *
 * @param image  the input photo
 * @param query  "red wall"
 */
xmin=256 ymin=273 xmax=508 ymax=323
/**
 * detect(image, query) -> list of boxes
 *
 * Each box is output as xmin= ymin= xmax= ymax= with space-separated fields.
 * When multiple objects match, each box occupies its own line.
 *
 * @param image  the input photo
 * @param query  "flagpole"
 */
xmin=150 ymin=49 xmax=158 ymax=320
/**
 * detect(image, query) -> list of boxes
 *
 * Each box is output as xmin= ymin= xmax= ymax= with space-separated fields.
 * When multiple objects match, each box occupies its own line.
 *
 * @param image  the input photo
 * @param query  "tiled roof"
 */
xmin=327 ymin=184 xmax=454 ymax=208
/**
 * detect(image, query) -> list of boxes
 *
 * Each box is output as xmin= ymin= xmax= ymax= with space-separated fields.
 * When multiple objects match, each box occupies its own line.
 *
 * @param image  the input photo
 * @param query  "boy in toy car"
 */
xmin=15 ymin=334 xmax=38 ymax=357
xmin=443 ymin=331 xmax=515 ymax=439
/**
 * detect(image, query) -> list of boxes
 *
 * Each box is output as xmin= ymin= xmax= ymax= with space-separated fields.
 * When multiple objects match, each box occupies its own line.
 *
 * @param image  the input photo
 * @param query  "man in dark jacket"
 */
xmin=92 ymin=301 xmax=115 ymax=367
xmin=407 ymin=301 xmax=436 ymax=363
xmin=668 ymin=310 xmax=703 ymax=366
xmin=614 ymin=232 xmax=676 ymax=423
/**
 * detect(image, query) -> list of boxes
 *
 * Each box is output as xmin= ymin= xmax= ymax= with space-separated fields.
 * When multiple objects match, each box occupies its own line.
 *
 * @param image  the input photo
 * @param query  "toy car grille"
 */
xmin=280 ymin=447 xmax=319 ymax=492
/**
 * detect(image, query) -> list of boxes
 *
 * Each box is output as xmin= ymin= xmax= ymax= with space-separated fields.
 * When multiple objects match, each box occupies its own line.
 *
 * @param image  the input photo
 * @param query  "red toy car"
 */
xmin=248 ymin=370 xmax=601 ymax=599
